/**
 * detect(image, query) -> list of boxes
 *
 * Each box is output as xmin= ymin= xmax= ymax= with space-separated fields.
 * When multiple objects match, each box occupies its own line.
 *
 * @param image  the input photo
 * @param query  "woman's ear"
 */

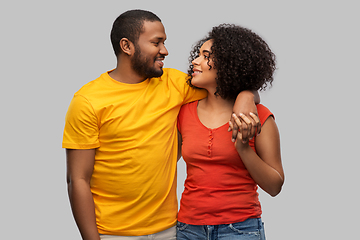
xmin=119 ymin=38 xmax=134 ymax=56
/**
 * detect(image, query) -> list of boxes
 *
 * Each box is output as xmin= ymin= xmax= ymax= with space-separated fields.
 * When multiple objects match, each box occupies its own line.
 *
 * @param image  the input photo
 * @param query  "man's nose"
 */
xmin=160 ymin=44 xmax=168 ymax=56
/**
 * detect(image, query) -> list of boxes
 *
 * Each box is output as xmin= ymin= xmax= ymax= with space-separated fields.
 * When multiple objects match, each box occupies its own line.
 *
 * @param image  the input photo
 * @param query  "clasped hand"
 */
xmin=228 ymin=112 xmax=261 ymax=145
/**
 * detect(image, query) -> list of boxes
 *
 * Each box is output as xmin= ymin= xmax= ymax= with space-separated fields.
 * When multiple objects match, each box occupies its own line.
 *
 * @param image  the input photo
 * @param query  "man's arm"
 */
xmin=177 ymin=130 xmax=182 ymax=161
xmin=66 ymin=149 xmax=100 ymax=240
xmin=231 ymin=90 xmax=261 ymax=142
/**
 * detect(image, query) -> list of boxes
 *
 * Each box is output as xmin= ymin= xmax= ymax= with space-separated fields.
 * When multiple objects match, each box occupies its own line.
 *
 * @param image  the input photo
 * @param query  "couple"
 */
xmin=63 ymin=9 xmax=284 ymax=240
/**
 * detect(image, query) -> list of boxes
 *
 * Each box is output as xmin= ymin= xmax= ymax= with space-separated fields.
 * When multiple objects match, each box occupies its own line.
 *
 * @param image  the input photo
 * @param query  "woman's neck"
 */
xmin=197 ymin=92 xmax=235 ymax=129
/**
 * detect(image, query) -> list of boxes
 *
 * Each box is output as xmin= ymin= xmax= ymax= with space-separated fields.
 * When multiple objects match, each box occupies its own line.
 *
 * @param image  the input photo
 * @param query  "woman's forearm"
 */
xmin=237 ymin=146 xmax=283 ymax=197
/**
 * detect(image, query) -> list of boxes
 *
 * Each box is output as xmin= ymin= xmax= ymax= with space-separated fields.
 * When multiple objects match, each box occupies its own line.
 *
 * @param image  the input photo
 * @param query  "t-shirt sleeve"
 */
xmin=183 ymin=87 xmax=207 ymax=105
xmin=62 ymin=94 xmax=100 ymax=149
xmin=167 ymin=68 xmax=207 ymax=104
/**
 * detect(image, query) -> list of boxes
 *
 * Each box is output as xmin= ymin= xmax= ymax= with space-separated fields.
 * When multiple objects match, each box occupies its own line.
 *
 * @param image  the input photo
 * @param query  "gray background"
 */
xmin=1 ymin=0 xmax=359 ymax=239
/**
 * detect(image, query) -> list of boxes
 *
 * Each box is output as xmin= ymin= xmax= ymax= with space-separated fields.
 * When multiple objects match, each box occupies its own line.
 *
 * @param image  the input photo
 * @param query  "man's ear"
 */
xmin=119 ymin=38 xmax=134 ymax=56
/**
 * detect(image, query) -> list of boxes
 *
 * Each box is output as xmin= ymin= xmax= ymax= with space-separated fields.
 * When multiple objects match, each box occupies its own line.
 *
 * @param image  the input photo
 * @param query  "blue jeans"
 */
xmin=176 ymin=218 xmax=266 ymax=240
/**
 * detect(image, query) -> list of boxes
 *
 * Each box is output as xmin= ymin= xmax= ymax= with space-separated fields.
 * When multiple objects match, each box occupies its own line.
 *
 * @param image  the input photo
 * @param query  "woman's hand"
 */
xmin=230 ymin=91 xmax=261 ymax=142
xmin=229 ymin=114 xmax=284 ymax=197
xmin=229 ymin=112 xmax=260 ymax=144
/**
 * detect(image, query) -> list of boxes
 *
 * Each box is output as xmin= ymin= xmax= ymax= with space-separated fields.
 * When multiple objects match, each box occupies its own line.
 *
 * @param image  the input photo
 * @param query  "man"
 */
xmin=63 ymin=10 xmax=260 ymax=240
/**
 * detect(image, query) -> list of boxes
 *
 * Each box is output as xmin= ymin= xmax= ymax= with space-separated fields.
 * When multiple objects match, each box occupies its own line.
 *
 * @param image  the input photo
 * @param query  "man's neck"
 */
xmin=109 ymin=68 xmax=147 ymax=84
xmin=109 ymin=64 xmax=147 ymax=84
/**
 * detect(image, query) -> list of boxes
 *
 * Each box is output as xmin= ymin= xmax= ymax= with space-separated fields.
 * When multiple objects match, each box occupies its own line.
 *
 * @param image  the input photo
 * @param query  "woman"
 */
xmin=177 ymin=24 xmax=284 ymax=240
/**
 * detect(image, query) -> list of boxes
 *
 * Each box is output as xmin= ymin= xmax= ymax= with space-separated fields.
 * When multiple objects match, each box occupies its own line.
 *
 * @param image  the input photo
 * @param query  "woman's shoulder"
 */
xmin=256 ymin=104 xmax=274 ymax=125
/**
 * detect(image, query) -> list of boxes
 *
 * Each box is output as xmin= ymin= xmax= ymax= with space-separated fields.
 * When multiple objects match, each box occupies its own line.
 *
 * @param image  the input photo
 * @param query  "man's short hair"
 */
xmin=110 ymin=9 xmax=161 ymax=56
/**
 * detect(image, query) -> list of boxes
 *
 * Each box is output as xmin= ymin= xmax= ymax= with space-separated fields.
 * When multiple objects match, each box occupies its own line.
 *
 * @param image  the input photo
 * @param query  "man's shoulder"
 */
xmin=161 ymin=68 xmax=187 ymax=78
xmin=75 ymin=72 xmax=107 ymax=95
xmin=159 ymin=68 xmax=188 ymax=87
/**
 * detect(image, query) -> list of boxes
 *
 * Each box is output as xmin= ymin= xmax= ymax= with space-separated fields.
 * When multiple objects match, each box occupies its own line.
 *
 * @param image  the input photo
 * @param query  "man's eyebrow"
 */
xmin=152 ymin=36 xmax=166 ymax=41
xmin=202 ymin=50 xmax=211 ymax=54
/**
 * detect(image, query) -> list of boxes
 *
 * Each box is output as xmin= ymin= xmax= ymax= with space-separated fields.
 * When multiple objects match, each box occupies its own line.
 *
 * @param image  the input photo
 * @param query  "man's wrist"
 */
xmin=236 ymin=90 xmax=256 ymax=103
xmin=238 ymin=90 xmax=255 ymax=98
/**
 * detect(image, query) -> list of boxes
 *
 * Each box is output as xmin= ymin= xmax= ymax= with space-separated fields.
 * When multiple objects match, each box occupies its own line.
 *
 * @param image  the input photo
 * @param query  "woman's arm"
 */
xmin=232 ymin=115 xmax=284 ymax=197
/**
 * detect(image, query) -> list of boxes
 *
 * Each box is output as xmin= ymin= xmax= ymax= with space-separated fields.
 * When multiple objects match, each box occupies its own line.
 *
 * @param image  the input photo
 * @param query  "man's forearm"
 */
xmin=233 ymin=90 xmax=258 ymax=114
xmin=68 ymin=180 xmax=100 ymax=240
xmin=236 ymin=90 xmax=260 ymax=104
xmin=253 ymin=90 xmax=260 ymax=104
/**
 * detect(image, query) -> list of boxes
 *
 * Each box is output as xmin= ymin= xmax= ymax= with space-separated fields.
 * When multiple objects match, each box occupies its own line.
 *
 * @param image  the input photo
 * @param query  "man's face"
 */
xmin=131 ymin=21 xmax=168 ymax=79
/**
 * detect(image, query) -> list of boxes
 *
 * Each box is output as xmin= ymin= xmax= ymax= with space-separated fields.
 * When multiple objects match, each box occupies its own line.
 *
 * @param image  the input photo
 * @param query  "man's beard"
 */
xmin=131 ymin=45 xmax=164 ymax=79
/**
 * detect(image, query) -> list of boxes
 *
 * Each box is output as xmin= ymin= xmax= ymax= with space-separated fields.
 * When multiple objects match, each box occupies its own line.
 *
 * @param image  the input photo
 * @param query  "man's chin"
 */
xmin=155 ymin=69 xmax=164 ymax=77
xmin=134 ymin=65 xmax=164 ymax=79
xmin=148 ymin=68 xmax=163 ymax=78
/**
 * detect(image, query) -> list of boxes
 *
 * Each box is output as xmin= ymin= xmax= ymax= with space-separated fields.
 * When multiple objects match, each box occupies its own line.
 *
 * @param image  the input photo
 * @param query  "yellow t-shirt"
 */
xmin=62 ymin=68 xmax=206 ymax=236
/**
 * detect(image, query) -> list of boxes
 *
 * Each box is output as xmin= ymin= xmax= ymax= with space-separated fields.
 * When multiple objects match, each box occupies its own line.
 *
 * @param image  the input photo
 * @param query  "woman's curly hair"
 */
xmin=187 ymin=24 xmax=276 ymax=100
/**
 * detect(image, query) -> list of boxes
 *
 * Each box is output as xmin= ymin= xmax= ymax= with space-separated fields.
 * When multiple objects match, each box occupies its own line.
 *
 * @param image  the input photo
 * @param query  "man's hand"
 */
xmin=229 ymin=90 xmax=261 ymax=143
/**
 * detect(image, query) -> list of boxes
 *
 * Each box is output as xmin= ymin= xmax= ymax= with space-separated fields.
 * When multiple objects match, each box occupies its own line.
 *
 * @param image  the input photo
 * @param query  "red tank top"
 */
xmin=177 ymin=102 xmax=273 ymax=225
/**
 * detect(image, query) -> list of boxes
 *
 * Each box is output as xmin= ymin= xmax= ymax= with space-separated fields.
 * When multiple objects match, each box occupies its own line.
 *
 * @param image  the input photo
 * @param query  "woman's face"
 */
xmin=191 ymin=40 xmax=218 ymax=91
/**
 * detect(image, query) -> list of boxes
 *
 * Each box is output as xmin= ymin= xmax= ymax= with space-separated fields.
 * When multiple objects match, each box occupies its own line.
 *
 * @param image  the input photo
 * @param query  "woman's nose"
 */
xmin=192 ymin=56 xmax=200 ymax=66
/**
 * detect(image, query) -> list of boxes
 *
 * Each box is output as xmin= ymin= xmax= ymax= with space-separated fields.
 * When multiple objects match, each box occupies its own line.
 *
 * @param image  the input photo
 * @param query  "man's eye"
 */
xmin=204 ymin=55 xmax=209 ymax=59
